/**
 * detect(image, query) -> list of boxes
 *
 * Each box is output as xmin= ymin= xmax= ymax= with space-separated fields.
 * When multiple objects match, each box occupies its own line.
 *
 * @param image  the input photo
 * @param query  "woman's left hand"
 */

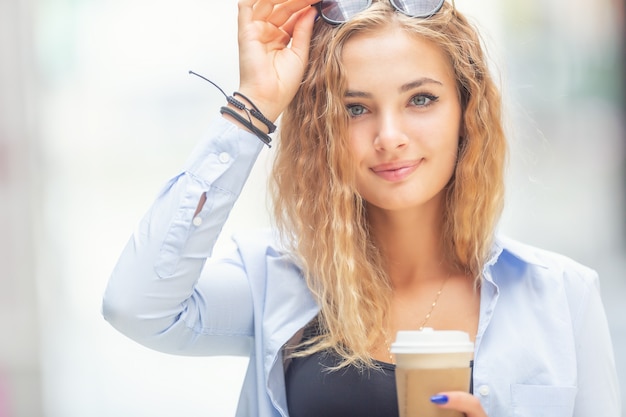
xmin=431 ymin=391 xmax=487 ymax=417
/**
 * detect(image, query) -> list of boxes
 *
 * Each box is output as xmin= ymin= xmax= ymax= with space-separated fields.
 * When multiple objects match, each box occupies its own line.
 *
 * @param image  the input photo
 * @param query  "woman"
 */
xmin=103 ymin=0 xmax=621 ymax=416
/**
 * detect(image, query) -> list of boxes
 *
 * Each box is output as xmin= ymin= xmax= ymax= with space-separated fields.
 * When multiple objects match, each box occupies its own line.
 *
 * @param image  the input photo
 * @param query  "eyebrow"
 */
xmin=344 ymin=77 xmax=443 ymax=98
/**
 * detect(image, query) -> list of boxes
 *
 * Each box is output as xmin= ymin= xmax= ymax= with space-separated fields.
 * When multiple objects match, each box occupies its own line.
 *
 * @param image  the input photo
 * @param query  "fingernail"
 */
xmin=430 ymin=394 xmax=449 ymax=405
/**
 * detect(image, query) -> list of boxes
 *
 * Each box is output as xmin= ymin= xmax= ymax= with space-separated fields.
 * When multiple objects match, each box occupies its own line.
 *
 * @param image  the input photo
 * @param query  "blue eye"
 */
xmin=411 ymin=94 xmax=439 ymax=107
xmin=346 ymin=104 xmax=367 ymax=117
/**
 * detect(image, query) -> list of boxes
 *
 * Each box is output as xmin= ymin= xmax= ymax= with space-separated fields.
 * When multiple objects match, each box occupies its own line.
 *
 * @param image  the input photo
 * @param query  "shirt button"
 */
xmin=478 ymin=385 xmax=490 ymax=396
xmin=192 ymin=216 xmax=203 ymax=226
xmin=218 ymin=152 xmax=231 ymax=163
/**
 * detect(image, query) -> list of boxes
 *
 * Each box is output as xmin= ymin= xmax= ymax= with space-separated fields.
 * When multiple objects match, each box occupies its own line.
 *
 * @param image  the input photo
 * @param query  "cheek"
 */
xmin=446 ymin=144 xmax=460 ymax=173
xmin=444 ymin=135 xmax=461 ymax=164
xmin=419 ymin=123 xmax=460 ymax=158
xmin=424 ymin=133 xmax=460 ymax=180
xmin=445 ymin=140 xmax=461 ymax=183
xmin=347 ymin=126 xmax=370 ymax=161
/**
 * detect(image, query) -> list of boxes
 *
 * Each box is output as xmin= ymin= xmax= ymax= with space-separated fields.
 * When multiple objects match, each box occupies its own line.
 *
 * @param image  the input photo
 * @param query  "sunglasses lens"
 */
xmin=319 ymin=0 xmax=371 ymax=24
xmin=391 ymin=0 xmax=445 ymax=17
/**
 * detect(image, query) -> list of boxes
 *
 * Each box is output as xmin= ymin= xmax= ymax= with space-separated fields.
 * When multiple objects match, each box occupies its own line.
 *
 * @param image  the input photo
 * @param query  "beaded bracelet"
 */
xmin=189 ymin=70 xmax=276 ymax=147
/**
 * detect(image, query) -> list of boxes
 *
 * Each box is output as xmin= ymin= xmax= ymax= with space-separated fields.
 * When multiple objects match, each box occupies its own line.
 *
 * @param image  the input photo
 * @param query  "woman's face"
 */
xmin=342 ymin=26 xmax=462 ymax=216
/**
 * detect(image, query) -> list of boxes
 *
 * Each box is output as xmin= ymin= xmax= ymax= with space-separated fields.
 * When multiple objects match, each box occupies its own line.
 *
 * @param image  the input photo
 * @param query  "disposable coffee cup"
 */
xmin=390 ymin=328 xmax=474 ymax=417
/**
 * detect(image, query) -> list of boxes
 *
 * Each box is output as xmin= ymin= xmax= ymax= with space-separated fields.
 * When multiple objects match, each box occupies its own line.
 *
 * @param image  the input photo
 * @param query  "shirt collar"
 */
xmin=489 ymin=234 xmax=550 ymax=270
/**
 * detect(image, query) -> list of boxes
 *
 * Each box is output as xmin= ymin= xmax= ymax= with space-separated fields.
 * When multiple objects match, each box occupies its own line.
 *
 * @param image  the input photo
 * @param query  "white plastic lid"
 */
xmin=390 ymin=328 xmax=474 ymax=354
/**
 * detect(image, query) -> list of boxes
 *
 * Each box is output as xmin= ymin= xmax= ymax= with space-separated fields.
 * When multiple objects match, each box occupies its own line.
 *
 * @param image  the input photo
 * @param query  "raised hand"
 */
xmin=236 ymin=0 xmax=318 ymax=122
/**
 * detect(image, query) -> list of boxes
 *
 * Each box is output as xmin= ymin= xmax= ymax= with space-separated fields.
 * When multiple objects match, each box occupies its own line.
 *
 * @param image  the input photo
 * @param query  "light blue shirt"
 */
xmin=103 ymin=117 xmax=621 ymax=417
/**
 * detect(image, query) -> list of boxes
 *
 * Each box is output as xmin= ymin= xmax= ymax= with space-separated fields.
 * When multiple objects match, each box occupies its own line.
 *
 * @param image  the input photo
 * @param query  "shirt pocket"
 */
xmin=511 ymin=384 xmax=577 ymax=417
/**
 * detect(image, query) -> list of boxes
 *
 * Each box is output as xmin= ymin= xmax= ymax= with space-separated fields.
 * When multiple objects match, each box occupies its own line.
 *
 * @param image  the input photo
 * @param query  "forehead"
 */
xmin=340 ymin=26 xmax=455 ymax=86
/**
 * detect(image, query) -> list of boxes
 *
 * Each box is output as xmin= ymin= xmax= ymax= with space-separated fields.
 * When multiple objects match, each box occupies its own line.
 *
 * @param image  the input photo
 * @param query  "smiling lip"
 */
xmin=370 ymin=160 xmax=422 ymax=182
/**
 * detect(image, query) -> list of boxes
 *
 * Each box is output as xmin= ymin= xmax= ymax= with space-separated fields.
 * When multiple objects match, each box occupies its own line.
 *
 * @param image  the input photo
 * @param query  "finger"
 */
xmin=238 ymin=0 xmax=287 ymax=28
xmin=251 ymin=0 xmax=288 ymax=21
xmin=431 ymin=391 xmax=487 ymax=417
xmin=238 ymin=0 xmax=285 ymax=46
xmin=279 ymin=4 xmax=315 ymax=38
xmin=267 ymin=0 xmax=318 ymax=28
xmin=238 ymin=0 xmax=255 ymax=29
xmin=287 ymin=6 xmax=317 ymax=62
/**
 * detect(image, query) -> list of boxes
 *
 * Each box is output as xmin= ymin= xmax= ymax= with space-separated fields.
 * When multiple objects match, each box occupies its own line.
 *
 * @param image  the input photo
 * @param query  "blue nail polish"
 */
xmin=430 ymin=394 xmax=449 ymax=405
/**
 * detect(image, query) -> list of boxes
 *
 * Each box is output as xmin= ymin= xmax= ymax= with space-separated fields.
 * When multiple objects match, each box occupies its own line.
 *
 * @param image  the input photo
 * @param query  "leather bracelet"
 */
xmin=233 ymin=92 xmax=277 ymax=134
xmin=220 ymin=106 xmax=272 ymax=147
xmin=189 ymin=70 xmax=277 ymax=136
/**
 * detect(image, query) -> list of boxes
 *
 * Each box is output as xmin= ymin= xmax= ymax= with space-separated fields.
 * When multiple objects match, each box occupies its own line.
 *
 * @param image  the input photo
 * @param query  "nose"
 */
xmin=374 ymin=111 xmax=409 ymax=151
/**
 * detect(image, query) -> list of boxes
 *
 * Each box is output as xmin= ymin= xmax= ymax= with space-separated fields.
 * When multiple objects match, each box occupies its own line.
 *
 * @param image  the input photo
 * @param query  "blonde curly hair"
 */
xmin=270 ymin=0 xmax=507 ymax=369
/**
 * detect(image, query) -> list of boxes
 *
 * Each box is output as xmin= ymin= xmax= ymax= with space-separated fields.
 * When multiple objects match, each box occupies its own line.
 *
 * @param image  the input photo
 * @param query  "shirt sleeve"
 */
xmin=570 ymin=270 xmax=622 ymax=417
xmin=102 ymin=117 xmax=264 ymax=356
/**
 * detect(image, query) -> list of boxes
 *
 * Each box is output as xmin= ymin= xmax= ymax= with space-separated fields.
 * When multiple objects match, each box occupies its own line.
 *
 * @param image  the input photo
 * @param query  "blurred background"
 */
xmin=0 ymin=0 xmax=624 ymax=416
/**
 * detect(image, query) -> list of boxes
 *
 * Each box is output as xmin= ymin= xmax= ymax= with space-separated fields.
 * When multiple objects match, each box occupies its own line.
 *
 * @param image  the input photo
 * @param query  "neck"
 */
xmin=368 ymin=202 xmax=449 ymax=289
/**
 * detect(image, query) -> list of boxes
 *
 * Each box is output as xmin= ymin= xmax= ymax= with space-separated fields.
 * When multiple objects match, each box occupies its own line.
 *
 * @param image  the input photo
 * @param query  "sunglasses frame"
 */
xmin=315 ymin=0 xmax=445 ymax=25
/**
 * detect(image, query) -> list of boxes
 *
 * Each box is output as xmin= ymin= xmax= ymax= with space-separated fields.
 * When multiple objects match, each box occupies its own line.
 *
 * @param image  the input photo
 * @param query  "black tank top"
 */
xmin=285 ymin=323 xmax=399 ymax=417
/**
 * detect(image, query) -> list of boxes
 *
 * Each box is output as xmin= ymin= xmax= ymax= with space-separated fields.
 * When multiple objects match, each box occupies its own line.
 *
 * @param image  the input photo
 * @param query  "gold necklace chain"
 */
xmin=384 ymin=275 xmax=450 ymax=364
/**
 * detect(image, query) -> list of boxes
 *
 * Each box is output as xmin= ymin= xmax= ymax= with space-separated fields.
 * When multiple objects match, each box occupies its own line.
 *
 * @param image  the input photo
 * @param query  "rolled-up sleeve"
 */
xmin=103 ymin=117 xmax=264 ymax=356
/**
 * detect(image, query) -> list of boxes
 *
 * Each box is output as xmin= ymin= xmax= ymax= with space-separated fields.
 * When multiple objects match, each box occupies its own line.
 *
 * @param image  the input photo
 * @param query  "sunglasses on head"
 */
xmin=315 ymin=0 xmax=445 ymax=25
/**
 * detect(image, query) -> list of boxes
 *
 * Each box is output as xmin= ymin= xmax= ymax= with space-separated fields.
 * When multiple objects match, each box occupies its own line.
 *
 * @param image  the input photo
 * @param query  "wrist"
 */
xmin=220 ymin=105 xmax=272 ymax=147
xmin=186 ymin=71 xmax=275 ymax=146
xmin=234 ymin=87 xmax=284 ymax=123
xmin=221 ymin=102 xmax=273 ymax=135
xmin=232 ymin=92 xmax=276 ymax=134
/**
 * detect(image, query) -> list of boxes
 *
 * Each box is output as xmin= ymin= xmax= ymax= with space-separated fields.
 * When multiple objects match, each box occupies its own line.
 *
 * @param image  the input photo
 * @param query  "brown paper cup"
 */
xmin=391 ymin=329 xmax=474 ymax=417
xmin=395 ymin=367 xmax=471 ymax=417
